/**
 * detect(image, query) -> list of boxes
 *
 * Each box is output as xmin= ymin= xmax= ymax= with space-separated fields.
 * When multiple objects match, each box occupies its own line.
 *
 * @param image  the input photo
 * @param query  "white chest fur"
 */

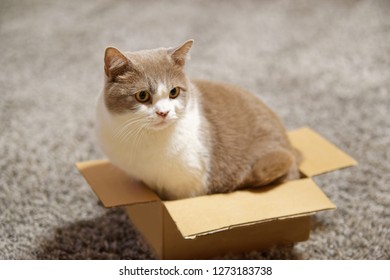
xmin=96 ymin=94 xmax=210 ymax=199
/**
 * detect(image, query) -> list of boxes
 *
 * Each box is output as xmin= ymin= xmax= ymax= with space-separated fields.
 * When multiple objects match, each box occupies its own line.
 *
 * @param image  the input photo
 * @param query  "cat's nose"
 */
xmin=156 ymin=110 xmax=169 ymax=118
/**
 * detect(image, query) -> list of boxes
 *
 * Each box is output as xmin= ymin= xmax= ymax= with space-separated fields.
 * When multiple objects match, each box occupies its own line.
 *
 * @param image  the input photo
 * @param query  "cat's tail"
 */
xmin=287 ymin=147 xmax=303 ymax=180
xmin=292 ymin=147 xmax=303 ymax=166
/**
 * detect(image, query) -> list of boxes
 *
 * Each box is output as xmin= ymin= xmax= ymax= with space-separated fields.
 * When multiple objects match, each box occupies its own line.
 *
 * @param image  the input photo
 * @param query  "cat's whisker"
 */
xmin=113 ymin=117 xmax=144 ymax=137
xmin=117 ymin=125 xmax=141 ymax=144
xmin=117 ymin=118 xmax=149 ymax=146
xmin=115 ymin=125 xmax=134 ymax=143
xmin=114 ymin=117 xmax=146 ymax=142
xmin=127 ymin=124 xmax=147 ymax=160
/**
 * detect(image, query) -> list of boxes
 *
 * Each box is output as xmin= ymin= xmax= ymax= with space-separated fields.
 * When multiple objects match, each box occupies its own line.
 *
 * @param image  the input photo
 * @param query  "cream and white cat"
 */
xmin=96 ymin=40 xmax=299 ymax=200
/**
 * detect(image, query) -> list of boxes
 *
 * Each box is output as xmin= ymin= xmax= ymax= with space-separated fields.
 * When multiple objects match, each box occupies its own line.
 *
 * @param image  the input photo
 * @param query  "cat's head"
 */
xmin=102 ymin=40 xmax=194 ymax=131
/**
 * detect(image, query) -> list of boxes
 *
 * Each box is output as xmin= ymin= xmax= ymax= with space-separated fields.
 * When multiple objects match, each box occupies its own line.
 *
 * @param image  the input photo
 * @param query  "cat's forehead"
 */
xmin=126 ymin=49 xmax=173 ymax=71
xmin=119 ymin=48 xmax=185 ymax=87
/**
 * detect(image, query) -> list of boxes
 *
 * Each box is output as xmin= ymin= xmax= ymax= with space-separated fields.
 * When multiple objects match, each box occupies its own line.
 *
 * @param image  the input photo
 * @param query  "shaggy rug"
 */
xmin=0 ymin=0 xmax=389 ymax=259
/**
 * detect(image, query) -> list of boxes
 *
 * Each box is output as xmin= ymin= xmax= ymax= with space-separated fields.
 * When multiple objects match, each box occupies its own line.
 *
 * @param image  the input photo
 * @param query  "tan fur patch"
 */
xmin=194 ymin=80 xmax=300 ymax=193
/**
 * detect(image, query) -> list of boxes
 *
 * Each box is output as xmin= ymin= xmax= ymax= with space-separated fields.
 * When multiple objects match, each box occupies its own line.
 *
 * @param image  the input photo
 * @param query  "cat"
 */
xmin=96 ymin=39 xmax=300 ymax=200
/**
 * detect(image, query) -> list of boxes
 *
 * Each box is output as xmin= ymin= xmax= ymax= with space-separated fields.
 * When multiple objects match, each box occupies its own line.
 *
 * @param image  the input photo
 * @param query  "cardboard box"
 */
xmin=76 ymin=127 xmax=357 ymax=259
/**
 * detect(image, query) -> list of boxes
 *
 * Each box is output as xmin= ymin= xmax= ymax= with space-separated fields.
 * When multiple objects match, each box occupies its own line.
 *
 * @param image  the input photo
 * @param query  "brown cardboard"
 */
xmin=126 ymin=204 xmax=311 ymax=259
xmin=76 ymin=127 xmax=357 ymax=259
xmin=164 ymin=178 xmax=335 ymax=238
xmin=288 ymin=127 xmax=357 ymax=176
xmin=76 ymin=160 xmax=159 ymax=207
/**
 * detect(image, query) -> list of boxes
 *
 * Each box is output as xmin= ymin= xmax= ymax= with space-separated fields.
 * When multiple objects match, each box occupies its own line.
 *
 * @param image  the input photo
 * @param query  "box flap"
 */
xmin=163 ymin=178 xmax=336 ymax=238
xmin=288 ymin=127 xmax=357 ymax=177
xmin=76 ymin=160 xmax=160 ymax=207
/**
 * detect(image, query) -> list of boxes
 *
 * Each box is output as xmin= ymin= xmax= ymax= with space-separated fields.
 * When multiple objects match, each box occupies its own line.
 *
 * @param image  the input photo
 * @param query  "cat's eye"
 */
xmin=169 ymin=87 xmax=181 ymax=99
xmin=135 ymin=91 xmax=151 ymax=103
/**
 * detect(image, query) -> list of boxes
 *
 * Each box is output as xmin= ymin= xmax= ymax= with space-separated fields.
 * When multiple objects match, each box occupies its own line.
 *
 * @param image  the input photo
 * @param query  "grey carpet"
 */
xmin=1 ymin=0 xmax=389 ymax=260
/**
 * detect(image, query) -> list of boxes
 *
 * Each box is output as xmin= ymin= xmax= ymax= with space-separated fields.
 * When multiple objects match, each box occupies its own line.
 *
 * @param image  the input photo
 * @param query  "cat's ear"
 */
xmin=104 ymin=47 xmax=131 ymax=79
xmin=168 ymin=39 xmax=194 ymax=67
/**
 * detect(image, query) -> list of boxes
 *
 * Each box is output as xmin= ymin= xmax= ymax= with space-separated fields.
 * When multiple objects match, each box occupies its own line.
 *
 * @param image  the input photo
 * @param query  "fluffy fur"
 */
xmin=96 ymin=40 xmax=299 ymax=200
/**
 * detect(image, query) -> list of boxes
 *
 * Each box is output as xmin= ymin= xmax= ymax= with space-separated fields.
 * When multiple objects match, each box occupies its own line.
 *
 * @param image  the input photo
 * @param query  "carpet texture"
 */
xmin=0 ymin=0 xmax=389 ymax=259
